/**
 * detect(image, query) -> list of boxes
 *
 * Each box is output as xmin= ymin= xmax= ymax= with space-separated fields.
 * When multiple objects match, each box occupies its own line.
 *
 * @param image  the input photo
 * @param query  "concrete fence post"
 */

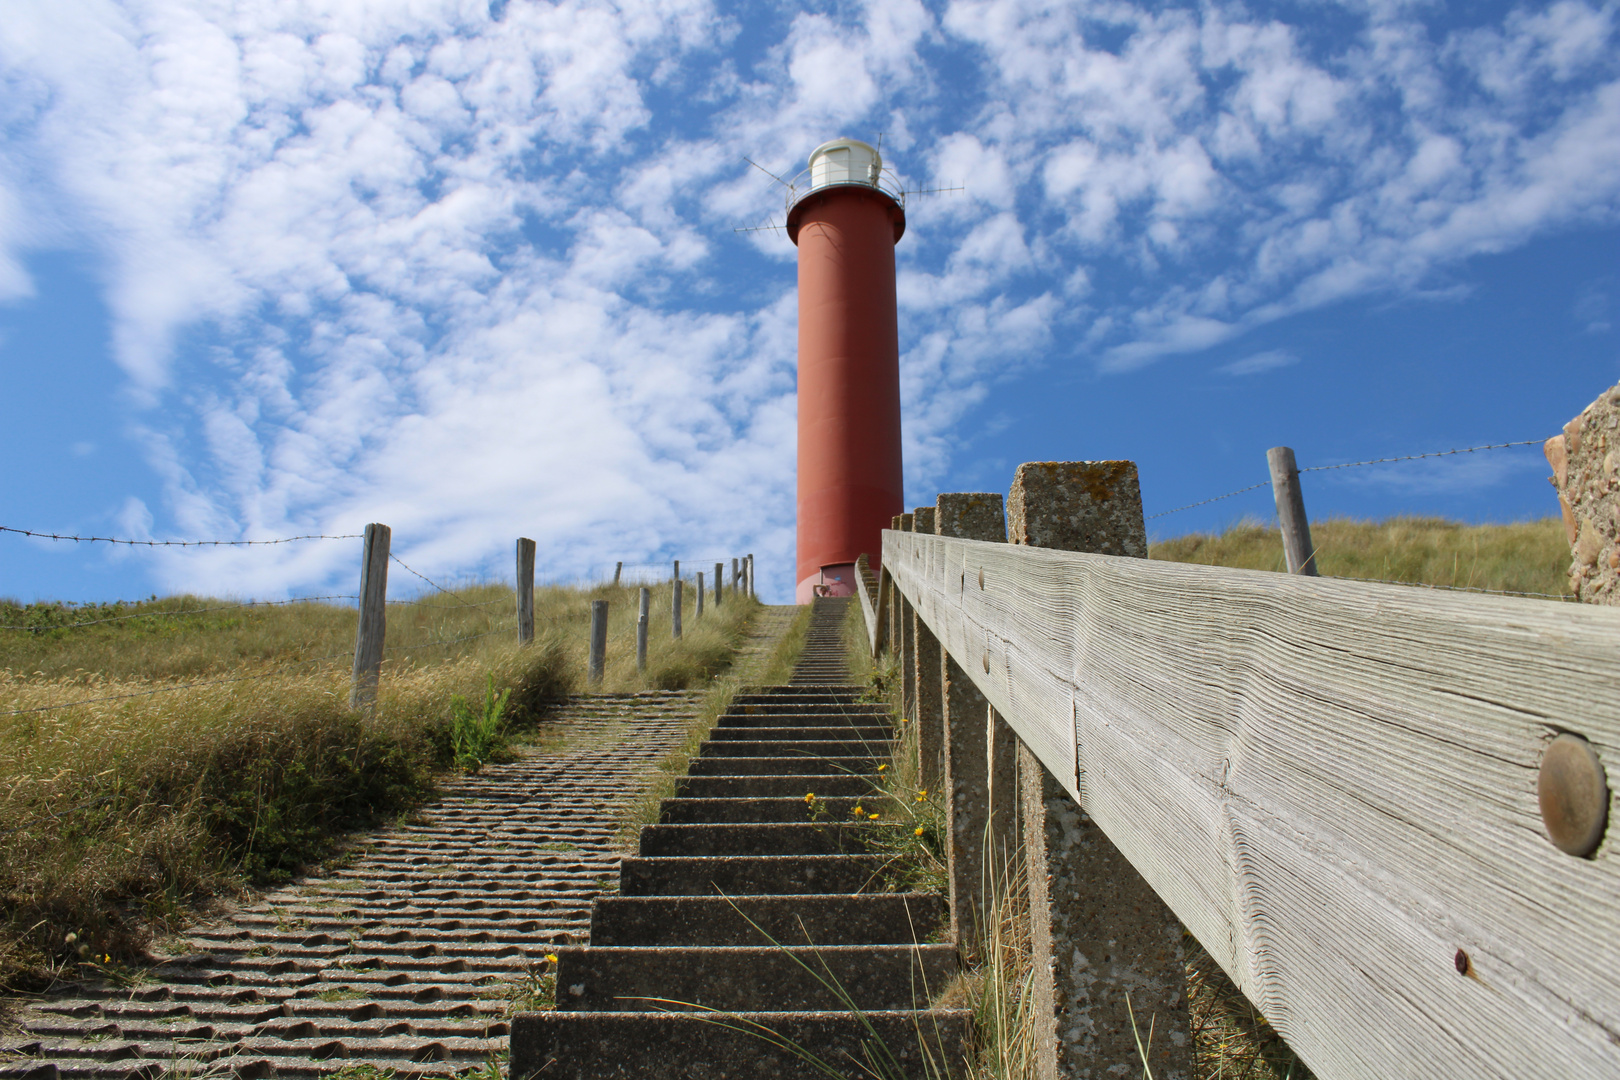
xmin=672 ymin=579 xmax=683 ymax=639
xmin=1007 ymin=461 xmax=1191 ymax=1080
xmin=1267 ymin=446 xmax=1318 ymax=576
xmin=910 ymin=506 xmax=943 ymax=791
xmin=588 ymin=600 xmax=608 ymax=685
xmin=351 ymin=523 xmax=391 ymax=711
xmin=935 ymin=493 xmax=1012 ymax=959
xmin=636 ymin=587 xmax=650 ymax=672
xmin=516 ymin=537 xmax=536 ymax=646
xmin=696 ymin=571 xmax=705 ymax=618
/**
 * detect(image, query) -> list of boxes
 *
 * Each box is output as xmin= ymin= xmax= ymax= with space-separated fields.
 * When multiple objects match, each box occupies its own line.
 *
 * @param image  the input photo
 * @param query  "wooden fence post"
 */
xmin=350 ymin=523 xmax=390 ymax=710
xmin=1007 ymin=461 xmax=1191 ymax=1080
xmin=516 ymin=537 xmax=536 ymax=645
xmin=672 ymin=579 xmax=683 ymax=639
xmin=636 ymin=587 xmax=650 ymax=672
xmin=935 ymin=494 xmax=1012 ymax=959
xmin=696 ymin=571 xmax=705 ymax=618
xmin=713 ymin=562 xmax=723 ymax=608
xmin=897 ymin=512 xmax=916 ymax=719
xmin=588 ymin=599 xmax=608 ymax=685
xmin=672 ymin=559 xmax=679 ymax=582
xmin=613 ymin=562 xmax=622 ymax=586
xmin=747 ymin=554 xmax=755 ymax=597
xmin=731 ymin=557 xmax=739 ymax=598
xmin=1267 ymin=445 xmax=1319 ymax=576
xmin=910 ymin=507 xmax=943 ymax=790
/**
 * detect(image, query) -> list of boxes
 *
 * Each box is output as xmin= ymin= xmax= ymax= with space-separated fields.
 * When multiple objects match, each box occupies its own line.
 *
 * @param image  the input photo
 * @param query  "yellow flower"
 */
xmin=852 ymin=805 xmax=864 ymax=817
xmin=900 ymin=716 xmax=910 ymax=723
xmin=868 ymin=812 xmax=881 ymax=820
xmin=804 ymin=792 xmax=816 ymax=804
xmin=877 ymin=764 xmax=887 ymax=772
xmin=916 ymin=789 xmax=927 ymax=801
xmin=914 ymin=826 xmax=925 ymax=837
xmin=545 ymin=954 xmax=559 ymax=964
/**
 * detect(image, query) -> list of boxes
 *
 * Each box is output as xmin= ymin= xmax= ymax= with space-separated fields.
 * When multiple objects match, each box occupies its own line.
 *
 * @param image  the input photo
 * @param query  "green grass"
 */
xmin=1151 ymin=516 xmax=1569 ymax=597
xmin=0 ymin=578 xmax=759 ymax=992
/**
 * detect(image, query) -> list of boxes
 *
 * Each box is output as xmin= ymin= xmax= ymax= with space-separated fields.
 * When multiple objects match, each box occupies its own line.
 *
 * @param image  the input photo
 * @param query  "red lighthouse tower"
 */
xmin=787 ymin=138 xmax=907 ymax=604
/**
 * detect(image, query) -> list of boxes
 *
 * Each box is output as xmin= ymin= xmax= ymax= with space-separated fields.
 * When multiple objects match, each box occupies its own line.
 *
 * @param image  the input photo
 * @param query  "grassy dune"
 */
xmin=1152 ymin=515 xmax=1570 ymax=597
xmin=0 ymin=579 xmax=758 ymax=990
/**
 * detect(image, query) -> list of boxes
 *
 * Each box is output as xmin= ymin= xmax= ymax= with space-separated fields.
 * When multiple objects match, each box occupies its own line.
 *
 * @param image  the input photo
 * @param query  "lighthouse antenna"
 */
xmin=742 ymin=156 xmax=794 ymax=190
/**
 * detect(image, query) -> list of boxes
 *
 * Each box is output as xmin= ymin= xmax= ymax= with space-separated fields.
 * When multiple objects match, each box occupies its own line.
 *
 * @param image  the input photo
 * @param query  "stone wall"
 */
xmin=1546 ymin=382 xmax=1620 ymax=604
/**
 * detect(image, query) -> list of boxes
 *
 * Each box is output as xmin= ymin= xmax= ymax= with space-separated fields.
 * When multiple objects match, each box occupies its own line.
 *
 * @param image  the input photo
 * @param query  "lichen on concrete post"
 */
xmin=910 ymin=506 xmax=943 ymax=791
xmin=935 ymin=492 xmax=1012 ymax=958
xmin=1546 ymin=382 xmax=1620 ymax=604
xmin=1008 ymin=460 xmax=1191 ymax=1080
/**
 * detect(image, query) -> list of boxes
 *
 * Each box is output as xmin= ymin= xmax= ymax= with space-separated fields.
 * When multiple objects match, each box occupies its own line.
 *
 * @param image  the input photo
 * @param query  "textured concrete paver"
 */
xmin=0 ymin=694 xmax=699 ymax=1080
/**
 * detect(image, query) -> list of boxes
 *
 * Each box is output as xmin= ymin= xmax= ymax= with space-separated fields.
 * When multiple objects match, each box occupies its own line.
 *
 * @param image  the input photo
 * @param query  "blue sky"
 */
xmin=1 ymin=0 xmax=1616 ymax=604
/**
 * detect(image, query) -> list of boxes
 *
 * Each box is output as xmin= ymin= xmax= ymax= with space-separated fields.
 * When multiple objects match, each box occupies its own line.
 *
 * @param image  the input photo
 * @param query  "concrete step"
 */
xmin=712 ymin=718 xmax=894 ymax=735
xmin=618 ymin=855 xmax=893 ymax=896
xmin=686 ymin=756 xmax=879 ymax=777
xmin=733 ymin=686 xmax=868 ymax=698
xmin=657 ymin=796 xmax=895 ymax=825
xmin=589 ymin=894 xmax=946 ymax=947
xmin=697 ymin=739 xmax=896 ymax=758
xmin=637 ymin=822 xmax=897 ymax=857
xmin=727 ymin=700 xmax=889 ymax=715
xmin=552 ymin=944 xmax=957 ymax=1012
xmin=708 ymin=724 xmax=893 ymax=741
xmin=673 ymin=773 xmax=874 ymax=799
xmin=511 ymin=1008 xmax=972 ymax=1080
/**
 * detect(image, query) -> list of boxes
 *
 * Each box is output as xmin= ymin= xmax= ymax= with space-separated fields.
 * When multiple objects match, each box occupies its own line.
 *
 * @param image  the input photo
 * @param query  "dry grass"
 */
xmin=1152 ymin=516 xmax=1570 ymax=597
xmin=0 ymin=579 xmax=759 ymax=992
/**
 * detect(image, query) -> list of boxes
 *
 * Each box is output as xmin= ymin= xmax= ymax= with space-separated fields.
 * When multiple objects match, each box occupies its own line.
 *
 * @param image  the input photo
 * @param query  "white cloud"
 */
xmin=1220 ymin=349 xmax=1298 ymax=376
xmin=0 ymin=0 xmax=1616 ymax=600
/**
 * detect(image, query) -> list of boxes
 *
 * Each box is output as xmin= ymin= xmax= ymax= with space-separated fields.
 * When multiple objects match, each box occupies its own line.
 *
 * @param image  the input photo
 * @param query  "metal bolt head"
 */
xmin=1454 ymin=949 xmax=1470 ymax=976
xmin=1538 ymin=733 xmax=1609 ymax=858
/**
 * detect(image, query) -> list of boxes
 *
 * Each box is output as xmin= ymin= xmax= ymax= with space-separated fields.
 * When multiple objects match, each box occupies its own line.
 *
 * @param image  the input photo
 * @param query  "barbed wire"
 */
xmin=0 ymin=525 xmax=360 ymax=547
xmin=1147 ymin=482 xmax=1270 ymax=520
xmin=0 ymin=648 xmax=357 ymax=718
xmin=0 ymin=595 xmax=359 ymax=633
xmin=385 ymin=595 xmax=510 ymax=609
xmin=1148 ymin=438 xmax=1543 ymax=519
xmin=1300 ymin=439 xmax=1543 ymax=473
xmin=388 ymin=554 xmax=485 ymax=610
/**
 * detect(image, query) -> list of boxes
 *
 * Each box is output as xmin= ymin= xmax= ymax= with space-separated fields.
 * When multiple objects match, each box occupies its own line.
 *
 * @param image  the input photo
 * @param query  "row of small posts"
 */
xmin=350 ymin=525 xmax=757 ymax=706
xmin=589 ymin=554 xmax=755 ymax=685
xmin=878 ymin=451 xmax=1315 ymax=1079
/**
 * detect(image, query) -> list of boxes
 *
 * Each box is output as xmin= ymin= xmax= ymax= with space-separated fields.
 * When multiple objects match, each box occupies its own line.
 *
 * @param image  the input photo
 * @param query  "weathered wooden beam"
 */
xmin=350 ymin=523 xmax=390 ymax=710
xmin=516 ymin=537 xmax=536 ymax=646
xmin=1268 ymin=445 xmax=1318 ymax=576
xmin=911 ymin=506 xmax=943 ymax=791
xmin=884 ymin=524 xmax=1620 ymax=1080
xmin=588 ymin=599 xmax=608 ymax=685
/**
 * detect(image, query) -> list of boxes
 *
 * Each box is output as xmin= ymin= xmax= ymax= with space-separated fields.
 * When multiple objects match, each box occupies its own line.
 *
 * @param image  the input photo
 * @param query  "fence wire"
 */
xmin=0 ymin=525 xmax=360 ymax=547
xmin=388 ymin=554 xmax=488 ymax=610
xmin=1150 ymin=437 xmax=1544 ymax=520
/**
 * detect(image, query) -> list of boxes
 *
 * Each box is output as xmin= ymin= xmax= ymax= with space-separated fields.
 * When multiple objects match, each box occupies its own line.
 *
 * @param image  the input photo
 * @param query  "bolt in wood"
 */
xmin=1267 ymin=446 xmax=1319 ymax=576
xmin=351 ymin=523 xmax=391 ymax=710
xmin=1539 ymin=733 xmax=1609 ymax=857
xmin=516 ymin=537 xmax=536 ymax=645
xmin=588 ymin=600 xmax=608 ymax=685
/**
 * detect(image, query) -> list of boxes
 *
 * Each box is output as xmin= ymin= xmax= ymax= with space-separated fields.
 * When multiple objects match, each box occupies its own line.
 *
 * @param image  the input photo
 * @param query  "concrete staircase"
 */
xmin=511 ymin=598 xmax=971 ymax=1078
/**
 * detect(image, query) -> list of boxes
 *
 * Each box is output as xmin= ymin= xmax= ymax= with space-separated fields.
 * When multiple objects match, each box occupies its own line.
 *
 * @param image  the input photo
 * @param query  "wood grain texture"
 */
xmin=516 ymin=537 xmax=536 ymax=645
xmin=884 ymin=531 xmax=1620 ymax=1080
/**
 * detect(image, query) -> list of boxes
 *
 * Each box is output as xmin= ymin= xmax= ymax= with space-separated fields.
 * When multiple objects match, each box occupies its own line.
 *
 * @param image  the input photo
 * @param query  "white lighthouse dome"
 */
xmin=807 ymin=138 xmax=882 ymax=192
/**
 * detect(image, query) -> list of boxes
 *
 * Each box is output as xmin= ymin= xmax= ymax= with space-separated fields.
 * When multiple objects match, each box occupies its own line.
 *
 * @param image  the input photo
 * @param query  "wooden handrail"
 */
xmin=880 ymin=527 xmax=1620 ymax=1080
